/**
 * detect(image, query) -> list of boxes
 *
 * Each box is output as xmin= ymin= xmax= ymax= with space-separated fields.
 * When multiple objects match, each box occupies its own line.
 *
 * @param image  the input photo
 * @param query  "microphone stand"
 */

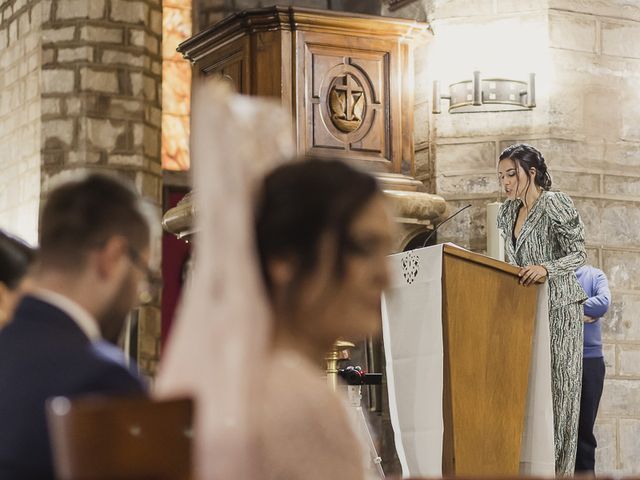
xmin=421 ymin=204 xmax=472 ymax=248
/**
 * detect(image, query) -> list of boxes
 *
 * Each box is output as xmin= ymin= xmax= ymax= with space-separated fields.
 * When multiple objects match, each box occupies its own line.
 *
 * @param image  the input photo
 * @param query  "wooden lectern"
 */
xmin=441 ymin=245 xmax=538 ymax=475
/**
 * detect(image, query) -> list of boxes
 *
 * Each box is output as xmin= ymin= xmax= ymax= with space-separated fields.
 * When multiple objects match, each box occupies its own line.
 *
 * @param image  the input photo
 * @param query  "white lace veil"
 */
xmin=155 ymin=80 xmax=294 ymax=480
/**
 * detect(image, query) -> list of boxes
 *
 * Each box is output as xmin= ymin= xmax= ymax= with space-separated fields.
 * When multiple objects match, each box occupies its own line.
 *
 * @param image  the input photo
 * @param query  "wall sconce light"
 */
xmin=432 ymin=71 xmax=536 ymax=114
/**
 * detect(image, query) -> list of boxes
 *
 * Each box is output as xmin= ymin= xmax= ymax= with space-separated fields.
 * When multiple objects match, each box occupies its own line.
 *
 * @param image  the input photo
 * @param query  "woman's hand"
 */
xmin=519 ymin=264 xmax=548 ymax=286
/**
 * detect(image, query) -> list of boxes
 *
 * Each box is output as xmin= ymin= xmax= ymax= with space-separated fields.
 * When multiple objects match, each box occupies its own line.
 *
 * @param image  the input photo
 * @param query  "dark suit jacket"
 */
xmin=0 ymin=295 xmax=146 ymax=479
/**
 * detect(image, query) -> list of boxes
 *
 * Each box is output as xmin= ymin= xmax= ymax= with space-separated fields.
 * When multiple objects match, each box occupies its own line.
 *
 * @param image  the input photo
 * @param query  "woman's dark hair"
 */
xmin=499 ymin=144 xmax=552 ymax=192
xmin=0 ymin=231 xmax=35 ymax=290
xmin=255 ymin=158 xmax=380 ymax=298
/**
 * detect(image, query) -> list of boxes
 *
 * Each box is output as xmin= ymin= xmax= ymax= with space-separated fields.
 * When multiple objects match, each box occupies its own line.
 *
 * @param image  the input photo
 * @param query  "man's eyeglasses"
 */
xmin=127 ymin=248 xmax=163 ymax=304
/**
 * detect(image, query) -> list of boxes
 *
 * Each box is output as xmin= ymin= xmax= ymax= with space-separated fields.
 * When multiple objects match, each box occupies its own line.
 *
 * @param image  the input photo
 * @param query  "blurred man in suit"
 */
xmin=0 ymin=174 xmax=155 ymax=479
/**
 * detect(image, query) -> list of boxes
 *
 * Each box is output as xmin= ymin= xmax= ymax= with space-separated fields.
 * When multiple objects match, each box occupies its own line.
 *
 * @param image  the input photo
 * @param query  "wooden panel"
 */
xmin=198 ymin=37 xmax=250 ymax=94
xmin=442 ymin=252 xmax=537 ymax=475
xmin=47 ymin=396 xmax=193 ymax=480
xmin=251 ymin=30 xmax=283 ymax=99
xmin=296 ymin=31 xmax=402 ymax=172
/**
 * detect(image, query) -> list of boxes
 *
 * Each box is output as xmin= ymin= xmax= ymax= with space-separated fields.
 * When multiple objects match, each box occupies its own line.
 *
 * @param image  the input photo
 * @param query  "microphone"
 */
xmin=421 ymin=204 xmax=472 ymax=248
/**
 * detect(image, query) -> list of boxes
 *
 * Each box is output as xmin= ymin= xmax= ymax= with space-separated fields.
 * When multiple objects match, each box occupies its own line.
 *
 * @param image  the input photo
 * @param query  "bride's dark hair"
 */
xmin=255 ymin=158 xmax=379 ymax=300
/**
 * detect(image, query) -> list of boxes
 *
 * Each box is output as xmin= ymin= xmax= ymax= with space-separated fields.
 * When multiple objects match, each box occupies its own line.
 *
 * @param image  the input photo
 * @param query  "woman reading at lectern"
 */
xmin=496 ymin=144 xmax=587 ymax=475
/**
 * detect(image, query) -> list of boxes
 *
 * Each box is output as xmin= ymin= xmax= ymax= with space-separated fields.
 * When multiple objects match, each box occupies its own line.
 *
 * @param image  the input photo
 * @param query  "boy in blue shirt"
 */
xmin=575 ymin=265 xmax=611 ymax=474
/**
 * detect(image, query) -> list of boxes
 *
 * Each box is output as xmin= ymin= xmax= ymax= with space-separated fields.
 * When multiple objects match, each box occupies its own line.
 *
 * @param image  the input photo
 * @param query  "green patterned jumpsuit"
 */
xmin=497 ymin=191 xmax=587 ymax=475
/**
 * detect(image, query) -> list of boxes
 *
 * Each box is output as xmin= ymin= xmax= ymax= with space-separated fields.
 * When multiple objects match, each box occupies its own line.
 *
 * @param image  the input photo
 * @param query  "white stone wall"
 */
xmin=548 ymin=3 xmax=640 ymax=474
xmin=0 ymin=0 xmax=42 ymax=244
xmin=384 ymin=0 xmax=640 ymax=473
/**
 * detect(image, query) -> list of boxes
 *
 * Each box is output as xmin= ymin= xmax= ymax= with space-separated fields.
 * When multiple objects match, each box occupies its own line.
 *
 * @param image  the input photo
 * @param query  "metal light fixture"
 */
xmin=433 ymin=71 xmax=536 ymax=114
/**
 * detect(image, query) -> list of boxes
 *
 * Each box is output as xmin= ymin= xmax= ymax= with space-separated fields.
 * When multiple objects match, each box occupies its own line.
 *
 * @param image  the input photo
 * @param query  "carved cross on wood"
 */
xmin=334 ymin=75 xmax=364 ymax=121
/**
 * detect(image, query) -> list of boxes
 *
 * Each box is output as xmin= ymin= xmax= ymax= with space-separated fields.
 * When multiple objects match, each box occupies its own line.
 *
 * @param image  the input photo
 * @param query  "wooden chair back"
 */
xmin=46 ymin=395 xmax=193 ymax=480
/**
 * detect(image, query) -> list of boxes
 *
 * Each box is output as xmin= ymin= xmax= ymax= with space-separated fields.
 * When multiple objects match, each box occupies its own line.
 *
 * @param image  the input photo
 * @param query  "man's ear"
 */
xmin=94 ymin=235 xmax=128 ymax=280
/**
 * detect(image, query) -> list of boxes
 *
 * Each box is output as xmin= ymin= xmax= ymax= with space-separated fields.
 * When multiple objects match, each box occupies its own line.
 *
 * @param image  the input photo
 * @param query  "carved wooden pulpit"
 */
xmin=163 ymin=6 xmax=446 ymax=248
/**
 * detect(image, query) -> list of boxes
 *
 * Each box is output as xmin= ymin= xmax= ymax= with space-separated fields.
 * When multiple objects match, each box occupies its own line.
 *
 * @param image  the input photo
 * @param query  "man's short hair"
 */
xmin=39 ymin=173 xmax=150 ymax=269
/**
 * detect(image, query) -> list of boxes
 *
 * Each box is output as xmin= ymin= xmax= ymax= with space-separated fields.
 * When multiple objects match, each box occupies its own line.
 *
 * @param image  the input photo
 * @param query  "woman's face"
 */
xmin=498 ymin=158 xmax=534 ymax=200
xmin=291 ymin=194 xmax=394 ymax=345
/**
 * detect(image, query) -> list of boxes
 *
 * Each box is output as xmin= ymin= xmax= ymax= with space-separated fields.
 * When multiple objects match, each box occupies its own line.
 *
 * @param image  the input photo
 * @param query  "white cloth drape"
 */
xmin=381 ymin=244 xmax=555 ymax=478
xmin=154 ymin=81 xmax=294 ymax=480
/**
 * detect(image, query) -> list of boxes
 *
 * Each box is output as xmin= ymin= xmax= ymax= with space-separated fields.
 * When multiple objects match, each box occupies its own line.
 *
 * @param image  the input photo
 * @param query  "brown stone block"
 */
xmin=604 ymin=292 xmax=640 ymax=342
xmin=436 ymin=141 xmax=496 ymax=172
xmin=58 ymin=46 xmax=93 ymax=63
xmin=583 ymin=87 xmax=622 ymax=141
xmin=42 ymin=25 xmax=75 ymax=43
xmin=110 ymin=98 xmax=145 ymax=119
xmin=550 ymin=0 xmax=640 ymax=22
xmin=414 ymin=145 xmax=430 ymax=179
xmin=552 ymin=171 xmax=600 ymax=194
xmin=432 ymin=0 xmax=494 ymax=18
xmin=110 ymin=0 xmax=148 ymax=24
xmin=43 ymin=118 xmax=73 ymax=146
xmin=600 ymin=378 xmax=640 ymax=416
xmin=496 ymin=0 xmax=546 ymax=13
xmin=603 ymin=343 xmax=616 ymax=372
xmin=413 ymin=100 xmax=429 ymax=147
xmin=433 ymin=198 xmax=490 ymax=250
xmin=604 ymin=142 xmax=640 ymax=173
xmin=603 ymin=250 xmax=640 ymax=291
xmin=56 ymin=0 xmax=105 ymax=20
xmin=80 ymin=67 xmax=118 ymax=94
xmin=82 ymin=117 xmax=126 ymax=151
xmin=436 ymin=173 xmax=499 ymax=195
xmin=619 ymin=419 xmax=640 ymax=473
xmin=499 ymin=138 xmax=606 ymax=171
xmin=141 ymin=74 xmax=157 ymax=101
xmin=42 ymin=68 xmax=75 ymax=93
xmin=436 ymin=106 xmax=547 ymax=139
xmin=142 ymin=124 xmax=160 ymax=157
xmin=602 ymin=21 xmax=640 ymax=59
xmin=594 ymin=417 xmax=617 ymax=473
xmin=619 ymin=345 xmax=640 ymax=377
xmin=100 ymin=49 xmax=146 ymax=68
xmin=136 ymin=171 xmax=161 ymax=201
xmin=41 ymin=97 xmax=61 ymax=116
xmin=80 ymin=25 xmax=123 ymax=43
xmin=603 ymin=175 xmax=640 ymax=197
xmin=150 ymin=8 xmax=162 ymax=33
xmin=550 ymin=12 xmax=596 ymax=53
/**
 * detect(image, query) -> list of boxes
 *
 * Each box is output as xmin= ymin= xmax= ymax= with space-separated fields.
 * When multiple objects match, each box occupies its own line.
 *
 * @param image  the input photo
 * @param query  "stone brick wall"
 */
xmin=548 ymin=3 xmax=640 ymax=474
xmin=0 ymin=0 xmax=43 ymax=244
xmin=383 ymin=0 xmax=640 ymax=473
xmin=38 ymin=0 xmax=164 ymax=376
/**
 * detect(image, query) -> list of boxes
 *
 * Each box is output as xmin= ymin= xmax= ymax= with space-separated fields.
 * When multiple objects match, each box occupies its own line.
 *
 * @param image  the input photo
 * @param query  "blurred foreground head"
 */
xmin=38 ymin=174 xmax=151 ymax=342
xmin=255 ymin=159 xmax=393 ymax=354
xmin=0 ymin=231 xmax=35 ymax=326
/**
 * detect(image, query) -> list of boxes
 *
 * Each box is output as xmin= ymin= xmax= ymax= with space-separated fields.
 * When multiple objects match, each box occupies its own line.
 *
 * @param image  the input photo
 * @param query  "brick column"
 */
xmin=0 ymin=0 xmax=43 ymax=244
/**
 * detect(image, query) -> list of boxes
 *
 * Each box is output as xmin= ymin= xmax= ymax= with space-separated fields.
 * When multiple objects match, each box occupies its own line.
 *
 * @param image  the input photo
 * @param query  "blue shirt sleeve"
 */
xmin=584 ymin=269 xmax=611 ymax=318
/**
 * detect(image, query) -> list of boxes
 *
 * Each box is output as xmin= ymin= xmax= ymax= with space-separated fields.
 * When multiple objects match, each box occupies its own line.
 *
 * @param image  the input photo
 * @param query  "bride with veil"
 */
xmin=156 ymin=81 xmax=394 ymax=480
